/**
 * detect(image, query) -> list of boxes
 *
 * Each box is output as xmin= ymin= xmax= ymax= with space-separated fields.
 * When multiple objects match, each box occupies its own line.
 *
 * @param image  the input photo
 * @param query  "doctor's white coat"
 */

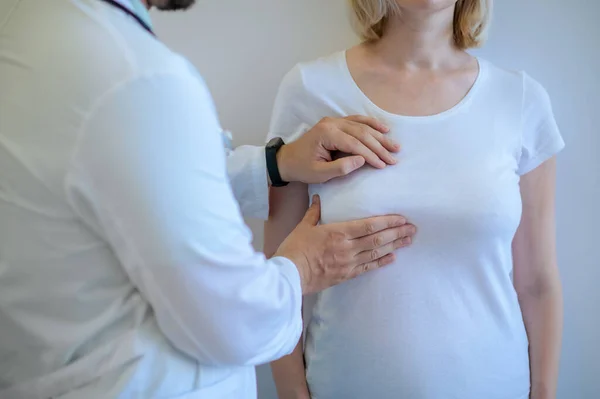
xmin=0 ymin=0 xmax=303 ymax=397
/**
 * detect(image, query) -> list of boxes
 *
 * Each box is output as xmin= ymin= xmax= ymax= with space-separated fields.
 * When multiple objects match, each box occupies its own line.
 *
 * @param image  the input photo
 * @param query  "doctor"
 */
xmin=0 ymin=0 xmax=417 ymax=398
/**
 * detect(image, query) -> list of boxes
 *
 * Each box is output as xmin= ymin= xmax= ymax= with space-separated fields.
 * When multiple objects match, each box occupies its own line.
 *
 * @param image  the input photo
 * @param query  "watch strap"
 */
xmin=266 ymin=138 xmax=289 ymax=187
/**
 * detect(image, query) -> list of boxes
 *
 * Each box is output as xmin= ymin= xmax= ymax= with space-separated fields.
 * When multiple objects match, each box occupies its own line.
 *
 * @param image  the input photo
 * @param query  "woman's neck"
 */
xmin=372 ymin=6 xmax=463 ymax=70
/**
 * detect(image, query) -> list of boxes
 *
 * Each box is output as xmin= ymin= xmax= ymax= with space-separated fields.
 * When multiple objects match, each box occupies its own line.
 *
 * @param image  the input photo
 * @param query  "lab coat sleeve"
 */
xmin=226 ymin=145 xmax=269 ymax=220
xmin=65 ymin=72 xmax=303 ymax=367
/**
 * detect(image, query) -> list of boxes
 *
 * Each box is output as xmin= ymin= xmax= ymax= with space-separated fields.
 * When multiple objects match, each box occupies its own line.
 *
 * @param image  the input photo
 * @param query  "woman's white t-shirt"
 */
xmin=267 ymin=51 xmax=564 ymax=399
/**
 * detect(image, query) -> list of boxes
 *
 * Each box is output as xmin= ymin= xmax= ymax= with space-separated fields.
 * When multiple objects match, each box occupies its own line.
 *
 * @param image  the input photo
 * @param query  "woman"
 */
xmin=264 ymin=0 xmax=564 ymax=398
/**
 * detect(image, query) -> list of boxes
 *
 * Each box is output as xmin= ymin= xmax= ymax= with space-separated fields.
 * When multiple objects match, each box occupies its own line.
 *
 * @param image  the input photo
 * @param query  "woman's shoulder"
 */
xmin=477 ymin=58 xmax=525 ymax=89
xmin=277 ymin=50 xmax=350 ymax=101
xmin=478 ymin=58 xmax=548 ymax=110
xmin=478 ymin=58 xmax=552 ymax=104
xmin=269 ymin=51 xmax=351 ymax=141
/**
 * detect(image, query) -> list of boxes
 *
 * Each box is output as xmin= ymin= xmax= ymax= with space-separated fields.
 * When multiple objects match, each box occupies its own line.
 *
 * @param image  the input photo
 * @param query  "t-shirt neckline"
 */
xmin=337 ymin=50 xmax=486 ymax=123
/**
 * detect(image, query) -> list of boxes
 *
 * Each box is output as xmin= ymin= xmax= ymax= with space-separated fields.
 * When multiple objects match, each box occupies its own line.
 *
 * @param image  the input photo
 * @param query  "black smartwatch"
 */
xmin=265 ymin=137 xmax=289 ymax=187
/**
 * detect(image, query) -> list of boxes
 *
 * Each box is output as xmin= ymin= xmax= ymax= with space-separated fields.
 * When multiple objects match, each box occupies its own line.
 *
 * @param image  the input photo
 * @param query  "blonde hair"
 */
xmin=349 ymin=0 xmax=491 ymax=49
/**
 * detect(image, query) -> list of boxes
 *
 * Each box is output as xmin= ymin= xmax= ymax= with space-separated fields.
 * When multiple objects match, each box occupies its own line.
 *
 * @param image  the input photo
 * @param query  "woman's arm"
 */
xmin=264 ymin=183 xmax=311 ymax=399
xmin=513 ymin=157 xmax=563 ymax=399
xmin=270 ymin=340 xmax=310 ymax=399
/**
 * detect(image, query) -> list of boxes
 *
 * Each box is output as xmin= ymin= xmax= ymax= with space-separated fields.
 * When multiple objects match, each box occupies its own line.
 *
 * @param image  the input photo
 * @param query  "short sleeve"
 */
xmin=518 ymin=73 xmax=565 ymax=175
xmin=267 ymin=65 xmax=314 ymax=144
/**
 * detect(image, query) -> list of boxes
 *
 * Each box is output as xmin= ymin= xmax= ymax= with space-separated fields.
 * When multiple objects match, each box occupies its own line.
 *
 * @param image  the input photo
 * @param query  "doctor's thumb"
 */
xmin=302 ymin=195 xmax=322 ymax=226
xmin=317 ymin=156 xmax=365 ymax=182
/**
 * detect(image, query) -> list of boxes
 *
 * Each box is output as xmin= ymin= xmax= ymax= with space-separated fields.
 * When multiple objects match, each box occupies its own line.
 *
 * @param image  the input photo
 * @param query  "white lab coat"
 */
xmin=0 ymin=0 xmax=302 ymax=398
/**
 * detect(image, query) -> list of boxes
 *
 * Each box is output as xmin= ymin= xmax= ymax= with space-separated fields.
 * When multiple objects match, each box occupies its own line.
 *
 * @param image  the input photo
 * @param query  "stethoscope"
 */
xmin=98 ymin=0 xmax=155 ymax=36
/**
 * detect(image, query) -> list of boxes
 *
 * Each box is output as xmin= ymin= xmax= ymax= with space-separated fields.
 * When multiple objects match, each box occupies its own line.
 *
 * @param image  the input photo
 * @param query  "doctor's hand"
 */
xmin=276 ymin=116 xmax=399 ymax=184
xmin=274 ymin=195 xmax=416 ymax=295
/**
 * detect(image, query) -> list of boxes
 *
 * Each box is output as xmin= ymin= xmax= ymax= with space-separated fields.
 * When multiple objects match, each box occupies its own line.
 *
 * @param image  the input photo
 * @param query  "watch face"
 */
xmin=267 ymin=137 xmax=284 ymax=149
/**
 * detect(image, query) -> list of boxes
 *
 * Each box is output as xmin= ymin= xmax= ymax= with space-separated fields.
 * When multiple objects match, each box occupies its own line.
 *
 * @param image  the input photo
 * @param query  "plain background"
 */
xmin=154 ymin=0 xmax=599 ymax=397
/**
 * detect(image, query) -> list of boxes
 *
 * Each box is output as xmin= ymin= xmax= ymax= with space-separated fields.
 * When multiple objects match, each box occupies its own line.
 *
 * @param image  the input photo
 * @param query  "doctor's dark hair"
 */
xmin=349 ymin=0 xmax=491 ymax=50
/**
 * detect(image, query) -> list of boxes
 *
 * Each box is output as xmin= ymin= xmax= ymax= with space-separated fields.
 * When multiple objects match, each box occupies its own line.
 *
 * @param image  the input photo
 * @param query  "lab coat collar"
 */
xmin=112 ymin=0 xmax=153 ymax=31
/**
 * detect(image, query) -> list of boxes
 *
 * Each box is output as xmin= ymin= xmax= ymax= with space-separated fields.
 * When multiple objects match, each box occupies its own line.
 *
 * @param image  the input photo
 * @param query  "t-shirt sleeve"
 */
xmin=267 ymin=65 xmax=314 ymax=144
xmin=517 ymin=73 xmax=565 ymax=175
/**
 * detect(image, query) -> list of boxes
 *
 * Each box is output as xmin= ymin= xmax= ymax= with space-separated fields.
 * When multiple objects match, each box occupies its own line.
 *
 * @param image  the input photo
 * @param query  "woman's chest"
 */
xmin=311 ymin=117 xmax=524 ymax=241
xmin=357 ymin=68 xmax=480 ymax=117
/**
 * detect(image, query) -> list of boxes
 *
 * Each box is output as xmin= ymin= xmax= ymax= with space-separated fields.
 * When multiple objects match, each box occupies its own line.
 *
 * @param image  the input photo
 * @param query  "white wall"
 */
xmin=154 ymin=1 xmax=599 ymax=398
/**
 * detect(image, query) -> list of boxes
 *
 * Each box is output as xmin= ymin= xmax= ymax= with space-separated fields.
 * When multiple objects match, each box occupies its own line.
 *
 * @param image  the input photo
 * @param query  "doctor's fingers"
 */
xmin=336 ymin=214 xmax=408 ymax=240
xmin=341 ymin=119 xmax=399 ymax=164
xmin=334 ymin=124 xmax=392 ymax=168
xmin=351 ymin=224 xmax=416 ymax=259
xmin=343 ymin=116 xmax=399 ymax=155
xmin=349 ymin=252 xmax=397 ymax=280
xmin=343 ymin=115 xmax=389 ymax=134
xmin=324 ymin=129 xmax=386 ymax=170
